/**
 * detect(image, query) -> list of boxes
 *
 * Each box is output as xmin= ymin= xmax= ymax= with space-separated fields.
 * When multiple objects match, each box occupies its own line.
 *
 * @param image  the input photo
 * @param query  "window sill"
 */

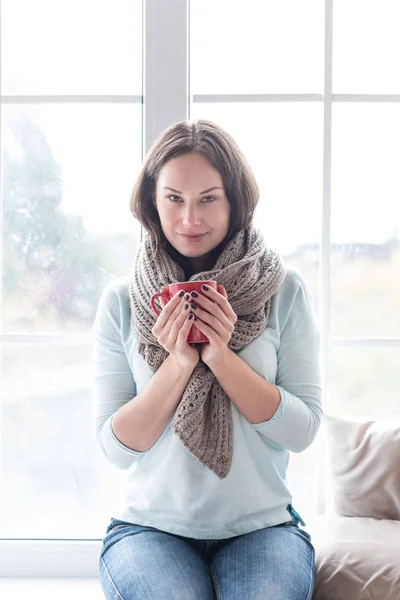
xmin=0 ymin=578 xmax=103 ymax=598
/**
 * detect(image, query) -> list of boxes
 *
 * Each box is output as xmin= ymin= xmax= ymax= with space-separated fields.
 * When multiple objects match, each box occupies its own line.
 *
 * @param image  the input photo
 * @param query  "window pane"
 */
xmin=0 ymin=344 xmax=125 ymax=538
xmin=1 ymin=104 xmax=142 ymax=334
xmin=190 ymin=0 xmax=324 ymax=94
xmin=1 ymin=0 xmax=142 ymax=95
xmin=191 ymin=103 xmax=323 ymax=304
xmin=286 ymin=445 xmax=320 ymax=527
xmin=328 ymin=346 xmax=400 ymax=419
xmin=190 ymin=103 xmax=322 ymax=527
xmin=333 ymin=0 xmax=400 ymax=94
xmin=331 ymin=104 xmax=400 ymax=337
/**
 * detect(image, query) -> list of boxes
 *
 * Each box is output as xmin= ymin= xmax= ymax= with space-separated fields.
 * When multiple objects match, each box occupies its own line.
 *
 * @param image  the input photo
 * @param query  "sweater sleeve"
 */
xmin=92 ymin=281 xmax=147 ymax=470
xmin=249 ymin=269 xmax=323 ymax=452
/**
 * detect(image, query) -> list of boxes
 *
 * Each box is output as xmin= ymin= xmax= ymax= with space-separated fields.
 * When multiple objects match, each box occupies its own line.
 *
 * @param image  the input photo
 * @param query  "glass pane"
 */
xmin=331 ymin=104 xmax=400 ymax=337
xmin=0 ymin=344 xmax=126 ymax=538
xmin=1 ymin=103 xmax=142 ymax=334
xmin=190 ymin=0 xmax=324 ymax=94
xmin=1 ymin=0 xmax=142 ymax=95
xmin=328 ymin=346 xmax=400 ymax=419
xmin=333 ymin=0 xmax=400 ymax=94
xmin=286 ymin=445 xmax=320 ymax=527
xmin=190 ymin=103 xmax=323 ymax=307
xmin=190 ymin=103 xmax=323 ymax=527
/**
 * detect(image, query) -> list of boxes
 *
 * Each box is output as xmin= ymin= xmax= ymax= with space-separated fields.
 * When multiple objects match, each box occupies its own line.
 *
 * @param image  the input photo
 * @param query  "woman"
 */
xmin=93 ymin=119 xmax=322 ymax=600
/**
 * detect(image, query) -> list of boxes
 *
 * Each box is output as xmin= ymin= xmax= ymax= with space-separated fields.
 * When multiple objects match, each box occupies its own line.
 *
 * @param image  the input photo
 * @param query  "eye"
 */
xmin=167 ymin=195 xmax=216 ymax=203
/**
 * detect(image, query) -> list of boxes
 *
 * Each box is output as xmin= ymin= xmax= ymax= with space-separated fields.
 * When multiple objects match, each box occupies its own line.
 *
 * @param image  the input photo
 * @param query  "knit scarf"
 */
xmin=128 ymin=225 xmax=286 ymax=479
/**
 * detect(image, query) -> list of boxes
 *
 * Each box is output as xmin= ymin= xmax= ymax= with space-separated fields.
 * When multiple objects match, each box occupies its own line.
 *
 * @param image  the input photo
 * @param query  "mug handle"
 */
xmin=150 ymin=292 xmax=170 ymax=316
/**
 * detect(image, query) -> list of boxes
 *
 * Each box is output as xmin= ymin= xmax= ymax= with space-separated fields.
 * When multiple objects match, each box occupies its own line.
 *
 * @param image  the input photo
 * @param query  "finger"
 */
xmin=177 ymin=311 xmax=195 ymax=342
xmin=156 ymin=297 xmax=188 ymax=345
xmin=192 ymin=295 xmax=232 ymax=329
xmin=192 ymin=306 xmax=233 ymax=340
xmin=170 ymin=300 xmax=192 ymax=344
xmin=154 ymin=290 xmax=185 ymax=329
xmin=192 ymin=317 xmax=225 ymax=346
xmin=191 ymin=292 xmax=233 ymax=328
xmin=217 ymin=284 xmax=228 ymax=298
xmin=159 ymin=286 xmax=169 ymax=302
xmin=195 ymin=286 xmax=236 ymax=322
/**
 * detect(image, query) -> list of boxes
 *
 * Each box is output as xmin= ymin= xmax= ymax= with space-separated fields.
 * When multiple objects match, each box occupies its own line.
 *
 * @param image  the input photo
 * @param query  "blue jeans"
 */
xmin=99 ymin=516 xmax=314 ymax=600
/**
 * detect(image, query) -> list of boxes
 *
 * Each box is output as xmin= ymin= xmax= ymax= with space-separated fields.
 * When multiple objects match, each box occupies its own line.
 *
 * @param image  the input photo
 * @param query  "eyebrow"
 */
xmin=162 ymin=186 xmax=224 ymax=194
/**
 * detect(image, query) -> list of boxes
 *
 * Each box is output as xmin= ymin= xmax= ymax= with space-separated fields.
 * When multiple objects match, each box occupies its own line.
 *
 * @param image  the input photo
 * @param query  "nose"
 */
xmin=181 ymin=204 xmax=202 ymax=227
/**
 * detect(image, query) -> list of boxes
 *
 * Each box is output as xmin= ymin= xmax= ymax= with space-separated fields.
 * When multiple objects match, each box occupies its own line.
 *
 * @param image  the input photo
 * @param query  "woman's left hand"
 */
xmin=191 ymin=284 xmax=237 ymax=366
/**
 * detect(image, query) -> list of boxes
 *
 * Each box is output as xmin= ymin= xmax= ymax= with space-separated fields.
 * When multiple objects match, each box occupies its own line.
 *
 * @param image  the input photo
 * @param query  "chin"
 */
xmin=177 ymin=243 xmax=209 ymax=256
xmin=167 ymin=230 xmax=228 ymax=257
xmin=176 ymin=236 xmax=216 ymax=254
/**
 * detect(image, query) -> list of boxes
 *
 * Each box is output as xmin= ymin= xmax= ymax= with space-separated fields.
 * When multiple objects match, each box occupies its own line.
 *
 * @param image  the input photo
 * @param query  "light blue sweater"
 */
xmin=92 ymin=266 xmax=322 ymax=539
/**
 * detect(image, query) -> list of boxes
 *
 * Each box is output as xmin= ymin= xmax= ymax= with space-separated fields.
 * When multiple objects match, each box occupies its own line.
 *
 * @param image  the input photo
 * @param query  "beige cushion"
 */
xmin=313 ymin=415 xmax=400 ymax=599
xmin=313 ymin=516 xmax=400 ymax=600
xmin=324 ymin=414 xmax=400 ymax=519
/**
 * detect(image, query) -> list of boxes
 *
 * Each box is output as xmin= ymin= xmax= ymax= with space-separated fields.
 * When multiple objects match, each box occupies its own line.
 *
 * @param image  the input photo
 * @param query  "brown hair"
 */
xmin=130 ymin=119 xmax=259 ymax=253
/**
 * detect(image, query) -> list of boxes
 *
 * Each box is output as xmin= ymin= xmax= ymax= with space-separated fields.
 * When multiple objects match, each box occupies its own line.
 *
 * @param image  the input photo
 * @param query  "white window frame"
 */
xmin=1 ymin=0 xmax=400 ymax=578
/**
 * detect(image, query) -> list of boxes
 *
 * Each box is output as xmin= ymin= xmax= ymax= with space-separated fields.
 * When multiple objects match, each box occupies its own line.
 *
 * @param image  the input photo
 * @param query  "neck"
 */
xmin=164 ymin=232 xmax=234 ymax=280
xmin=184 ymin=257 xmax=213 ymax=279
xmin=165 ymin=240 xmax=216 ymax=279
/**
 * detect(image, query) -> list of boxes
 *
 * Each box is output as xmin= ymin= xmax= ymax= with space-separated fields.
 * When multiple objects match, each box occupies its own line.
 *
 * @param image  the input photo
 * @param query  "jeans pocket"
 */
xmin=100 ymin=520 xmax=158 ymax=560
xmin=105 ymin=518 xmax=132 ymax=535
xmin=109 ymin=524 xmax=128 ymax=534
xmin=101 ymin=519 xmax=132 ymax=553
xmin=100 ymin=523 xmax=130 ymax=559
xmin=297 ymin=527 xmax=312 ymax=541
xmin=109 ymin=522 xmax=131 ymax=533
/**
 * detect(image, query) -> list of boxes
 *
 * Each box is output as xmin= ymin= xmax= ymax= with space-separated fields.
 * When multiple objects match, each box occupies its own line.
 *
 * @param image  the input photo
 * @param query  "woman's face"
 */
xmin=153 ymin=152 xmax=231 ymax=261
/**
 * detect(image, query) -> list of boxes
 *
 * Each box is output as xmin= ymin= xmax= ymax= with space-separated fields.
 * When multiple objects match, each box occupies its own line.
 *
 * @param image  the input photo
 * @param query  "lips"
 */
xmin=180 ymin=233 xmax=207 ymax=242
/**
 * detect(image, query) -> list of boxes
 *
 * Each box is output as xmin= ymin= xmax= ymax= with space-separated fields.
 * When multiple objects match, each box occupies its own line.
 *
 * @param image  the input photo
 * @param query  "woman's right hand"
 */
xmin=151 ymin=288 xmax=199 ymax=369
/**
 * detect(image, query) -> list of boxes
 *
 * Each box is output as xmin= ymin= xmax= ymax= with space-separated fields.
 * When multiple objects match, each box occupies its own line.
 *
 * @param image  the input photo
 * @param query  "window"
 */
xmin=1 ymin=0 xmax=399 ymax=576
xmin=189 ymin=0 xmax=400 ymax=526
xmin=1 ymin=0 xmax=143 ymax=543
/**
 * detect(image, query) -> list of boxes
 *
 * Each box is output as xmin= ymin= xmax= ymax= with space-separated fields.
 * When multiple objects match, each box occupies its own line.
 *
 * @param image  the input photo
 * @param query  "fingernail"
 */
xmin=188 ymin=313 xmax=194 ymax=320
xmin=194 ymin=316 xmax=198 ymax=321
xmin=202 ymin=285 xmax=209 ymax=291
xmin=184 ymin=303 xmax=189 ymax=310
xmin=179 ymin=290 xmax=185 ymax=297
xmin=192 ymin=303 xmax=197 ymax=309
xmin=191 ymin=291 xmax=198 ymax=298
xmin=184 ymin=293 xmax=190 ymax=301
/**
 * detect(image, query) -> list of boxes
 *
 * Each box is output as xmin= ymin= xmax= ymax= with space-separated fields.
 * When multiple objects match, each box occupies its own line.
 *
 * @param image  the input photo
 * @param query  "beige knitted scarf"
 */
xmin=128 ymin=225 xmax=286 ymax=479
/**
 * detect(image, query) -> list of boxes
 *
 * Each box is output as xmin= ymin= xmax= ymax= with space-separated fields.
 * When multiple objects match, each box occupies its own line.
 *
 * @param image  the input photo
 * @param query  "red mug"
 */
xmin=150 ymin=280 xmax=218 ymax=343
